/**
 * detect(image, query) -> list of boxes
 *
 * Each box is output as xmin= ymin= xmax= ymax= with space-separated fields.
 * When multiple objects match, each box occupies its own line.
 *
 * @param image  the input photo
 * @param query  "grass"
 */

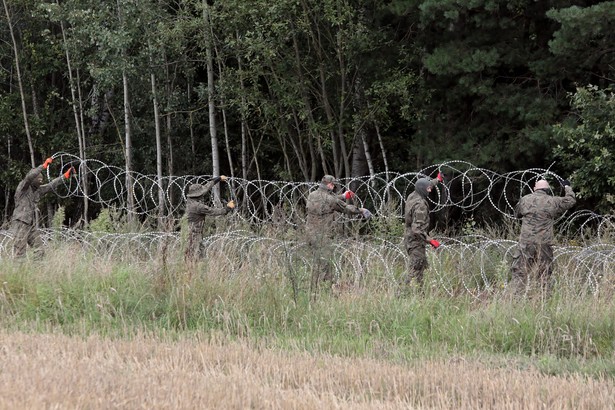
xmin=2 ymin=330 xmax=614 ymax=409
xmin=1 ymin=241 xmax=615 ymax=380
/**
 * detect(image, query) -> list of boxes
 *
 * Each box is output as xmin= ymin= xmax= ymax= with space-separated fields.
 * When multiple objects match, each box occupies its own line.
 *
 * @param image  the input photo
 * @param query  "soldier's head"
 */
xmin=186 ymin=183 xmax=207 ymax=199
xmin=414 ymin=178 xmax=433 ymax=198
xmin=534 ymin=179 xmax=550 ymax=192
xmin=32 ymin=173 xmax=44 ymax=189
xmin=320 ymin=175 xmax=337 ymax=191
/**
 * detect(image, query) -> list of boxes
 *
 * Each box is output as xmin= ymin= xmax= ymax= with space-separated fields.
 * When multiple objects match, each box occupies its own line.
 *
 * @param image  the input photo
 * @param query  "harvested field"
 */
xmin=1 ymin=331 xmax=613 ymax=409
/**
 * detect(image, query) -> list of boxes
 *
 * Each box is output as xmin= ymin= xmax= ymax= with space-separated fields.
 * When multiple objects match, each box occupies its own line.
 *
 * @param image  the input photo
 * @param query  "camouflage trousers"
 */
xmin=10 ymin=220 xmax=44 ymax=257
xmin=306 ymin=237 xmax=336 ymax=294
xmin=510 ymin=241 xmax=554 ymax=289
xmin=404 ymin=240 xmax=428 ymax=286
xmin=184 ymin=221 xmax=205 ymax=264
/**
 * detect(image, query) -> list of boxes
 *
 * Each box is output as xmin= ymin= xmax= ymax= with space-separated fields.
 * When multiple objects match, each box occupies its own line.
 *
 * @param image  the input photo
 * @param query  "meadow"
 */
xmin=1 ymin=227 xmax=614 ymax=408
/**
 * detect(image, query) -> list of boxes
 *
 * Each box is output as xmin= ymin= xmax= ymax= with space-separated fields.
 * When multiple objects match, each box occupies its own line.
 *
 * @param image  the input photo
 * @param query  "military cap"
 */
xmin=186 ymin=183 xmax=207 ymax=198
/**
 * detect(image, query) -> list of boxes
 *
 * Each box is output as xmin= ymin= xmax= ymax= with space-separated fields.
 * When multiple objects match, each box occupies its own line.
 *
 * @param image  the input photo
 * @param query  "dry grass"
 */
xmin=0 ymin=330 xmax=613 ymax=409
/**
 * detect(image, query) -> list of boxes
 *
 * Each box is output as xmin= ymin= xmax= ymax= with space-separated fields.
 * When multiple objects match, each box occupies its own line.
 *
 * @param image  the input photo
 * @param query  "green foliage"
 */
xmin=51 ymin=206 xmax=65 ymax=229
xmin=1 ymin=0 xmax=614 ymax=221
xmin=88 ymin=207 xmax=128 ymax=233
xmin=552 ymin=85 xmax=615 ymax=213
xmin=547 ymin=2 xmax=615 ymax=76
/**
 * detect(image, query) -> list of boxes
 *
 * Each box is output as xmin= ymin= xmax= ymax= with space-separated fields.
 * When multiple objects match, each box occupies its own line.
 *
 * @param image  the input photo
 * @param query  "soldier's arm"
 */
xmin=514 ymin=198 xmax=525 ymax=219
xmin=404 ymin=197 xmax=412 ymax=226
xmin=192 ymin=201 xmax=230 ymax=217
xmin=331 ymin=196 xmax=361 ymax=216
xmin=199 ymin=177 xmax=223 ymax=196
xmin=38 ymin=174 xmax=65 ymax=196
xmin=412 ymin=203 xmax=430 ymax=243
xmin=554 ymin=186 xmax=576 ymax=215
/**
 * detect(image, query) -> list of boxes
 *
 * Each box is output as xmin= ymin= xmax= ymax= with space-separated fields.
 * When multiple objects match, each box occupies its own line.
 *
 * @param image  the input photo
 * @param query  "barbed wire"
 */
xmin=3 ymin=154 xmax=612 ymax=298
xmin=0 ymin=228 xmax=612 ymax=298
xmin=45 ymin=153 xmax=595 ymax=227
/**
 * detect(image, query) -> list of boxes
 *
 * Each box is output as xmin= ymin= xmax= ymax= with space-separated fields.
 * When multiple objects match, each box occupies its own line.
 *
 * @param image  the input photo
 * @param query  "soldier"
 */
xmin=511 ymin=178 xmax=576 ymax=292
xmin=10 ymin=157 xmax=74 ymax=257
xmin=184 ymin=176 xmax=235 ymax=263
xmin=305 ymin=175 xmax=371 ymax=294
xmin=402 ymin=174 xmax=443 ymax=291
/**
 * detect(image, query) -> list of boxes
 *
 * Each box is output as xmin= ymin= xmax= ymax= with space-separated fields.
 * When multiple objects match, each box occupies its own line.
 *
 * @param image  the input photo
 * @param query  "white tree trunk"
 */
xmin=204 ymin=0 xmax=220 ymax=203
xmin=3 ymin=0 xmax=35 ymax=167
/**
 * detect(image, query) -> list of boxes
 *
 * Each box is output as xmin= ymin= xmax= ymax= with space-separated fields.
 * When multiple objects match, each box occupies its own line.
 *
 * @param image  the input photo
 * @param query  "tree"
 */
xmin=2 ymin=0 xmax=35 ymax=167
xmin=552 ymin=85 xmax=615 ymax=213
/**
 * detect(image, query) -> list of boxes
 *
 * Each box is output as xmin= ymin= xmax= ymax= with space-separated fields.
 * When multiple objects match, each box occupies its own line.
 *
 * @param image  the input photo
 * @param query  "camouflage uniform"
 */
xmin=184 ymin=177 xmax=231 ymax=263
xmin=403 ymin=178 xmax=437 ymax=286
xmin=10 ymin=165 xmax=65 ymax=257
xmin=511 ymin=184 xmax=576 ymax=288
xmin=305 ymin=175 xmax=363 ymax=291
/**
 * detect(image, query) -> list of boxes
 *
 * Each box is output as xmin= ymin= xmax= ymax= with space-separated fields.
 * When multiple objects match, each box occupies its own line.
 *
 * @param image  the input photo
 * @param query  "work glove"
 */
xmin=226 ymin=200 xmax=236 ymax=209
xmin=436 ymin=172 xmax=444 ymax=183
xmin=560 ymin=179 xmax=571 ymax=187
xmin=344 ymin=190 xmax=355 ymax=200
xmin=63 ymin=166 xmax=76 ymax=179
xmin=43 ymin=157 xmax=53 ymax=169
xmin=220 ymin=175 xmax=228 ymax=182
xmin=360 ymin=208 xmax=372 ymax=219
xmin=429 ymin=239 xmax=440 ymax=249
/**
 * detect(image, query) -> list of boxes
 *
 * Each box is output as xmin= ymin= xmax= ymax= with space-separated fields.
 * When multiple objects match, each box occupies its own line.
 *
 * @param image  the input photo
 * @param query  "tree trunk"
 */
xmin=150 ymin=51 xmax=165 ymax=228
xmin=122 ymin=70 xmax=135 ymax=221
xmin=236 ymin=31 xmax=249 ymax=181
xmin=3 ymin=0 xmax=35 ymax=167
xmin=76 ymin=69 xmax=90 ymax=224
xmin=291 ymin=30 xmax=318 ymax=181
xmin=59 ymin=12 xmax=89 ymax=224
xmin=203 ymin=0 xmax=220 ymax=203
xmin=352 ymin=76 xmax=373 ymax=180
xmin=213 ymin=36 xmax=235 ymax=179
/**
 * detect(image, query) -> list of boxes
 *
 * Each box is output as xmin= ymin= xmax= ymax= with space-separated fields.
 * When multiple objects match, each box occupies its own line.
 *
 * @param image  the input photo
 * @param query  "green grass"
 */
xmin=1 ymin=248 xmax=615 ymax=379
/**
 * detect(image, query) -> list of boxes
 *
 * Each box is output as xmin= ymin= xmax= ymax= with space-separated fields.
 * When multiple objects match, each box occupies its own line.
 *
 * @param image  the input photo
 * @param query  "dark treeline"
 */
xmin=1 ymin=0 xmax=613 ymax=226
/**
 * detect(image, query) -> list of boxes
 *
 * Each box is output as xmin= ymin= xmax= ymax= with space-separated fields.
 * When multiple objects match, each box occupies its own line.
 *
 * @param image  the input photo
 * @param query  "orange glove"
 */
xmin=429 ymin=239 xmax=440 ymax=249
xmin=43 ymin=157 xmax=53 ymax=169
xmin=344 ymin=190 xmax=355 ymax=200
xmin=63 ymin=166 xmax=75 ymax=179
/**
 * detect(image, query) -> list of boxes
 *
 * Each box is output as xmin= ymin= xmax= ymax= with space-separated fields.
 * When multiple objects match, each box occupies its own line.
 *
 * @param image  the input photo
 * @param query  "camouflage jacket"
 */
xmin=185 ymin=178 xmax=229 ymax=224
xmin=515 ymin=186 xmax=576 ymax=245
xmin=404 ymin=190 xmax=431 ymax=245
xmin=185 ymin=198 xmax=230 ymax=225
xmin=11 ymin=165 xmax=64 ymax=225
xmin=305 ymin=185 xmax=361 ymax=240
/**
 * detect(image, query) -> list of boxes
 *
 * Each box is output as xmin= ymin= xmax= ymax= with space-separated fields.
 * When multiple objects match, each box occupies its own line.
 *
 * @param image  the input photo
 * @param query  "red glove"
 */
xmin=436 ymin=172 xmax=443 ymax=183
xmin=429 ymin=239 xmax=440 ymax=249
xmin=63 ymin=166 xmax=75 ymax=179
xmin=344 ymin=190 xmax=355 ymax=200
xmin=43 ymin=157 xmax=53 ymax=169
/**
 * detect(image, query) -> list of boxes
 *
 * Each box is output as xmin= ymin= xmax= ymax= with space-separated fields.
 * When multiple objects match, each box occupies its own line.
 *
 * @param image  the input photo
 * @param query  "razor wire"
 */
xmin=44 ymin=152 xmax=597 ymax=228
xmin=0 ymin=228 xmax=613 ymax=298
xmin=2 ymin=153 xmax=613 ymax=298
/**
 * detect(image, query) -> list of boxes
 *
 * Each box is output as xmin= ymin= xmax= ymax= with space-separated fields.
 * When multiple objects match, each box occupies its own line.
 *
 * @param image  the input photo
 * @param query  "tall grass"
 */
xmin=1 ymin=240 xmax=614 ymax=378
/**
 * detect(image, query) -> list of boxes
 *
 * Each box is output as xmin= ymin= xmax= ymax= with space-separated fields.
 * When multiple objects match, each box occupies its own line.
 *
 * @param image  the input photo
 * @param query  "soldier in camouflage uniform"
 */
xmin=10 ymin=157 xmax=74 ymax=257
xmin=402 ymin=175 xmax=443 ymax=290
xmin=305 ymin=175 xmax=371 ymax=294
xmin=511 ymin=179 xmax=576 ymax=291
xmin=184 ymin=176 xmax=235 ymax=264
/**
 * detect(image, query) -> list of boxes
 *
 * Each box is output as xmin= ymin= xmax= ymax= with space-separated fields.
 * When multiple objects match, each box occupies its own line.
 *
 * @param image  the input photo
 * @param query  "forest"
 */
xmin=1 ymin=0 xmax=614 ymax=226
